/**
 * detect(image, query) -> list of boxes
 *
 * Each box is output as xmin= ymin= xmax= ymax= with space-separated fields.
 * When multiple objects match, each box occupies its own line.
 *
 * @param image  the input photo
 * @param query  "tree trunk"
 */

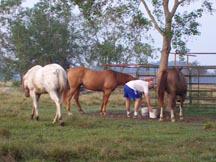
xmin=158 ymin=36 xmax=172 ymax=73
xmin=157 ymin=35 xmax=172 ymax=95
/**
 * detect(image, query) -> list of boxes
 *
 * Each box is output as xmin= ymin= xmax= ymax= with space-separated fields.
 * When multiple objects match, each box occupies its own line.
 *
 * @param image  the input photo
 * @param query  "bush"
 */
xmin=12 ymin=80 xmax=21 ymax=87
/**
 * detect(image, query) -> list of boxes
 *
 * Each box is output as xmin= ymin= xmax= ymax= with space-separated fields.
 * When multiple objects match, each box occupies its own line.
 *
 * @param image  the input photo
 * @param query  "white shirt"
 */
xmin=126 ymin=80 xmax=149 ymax=94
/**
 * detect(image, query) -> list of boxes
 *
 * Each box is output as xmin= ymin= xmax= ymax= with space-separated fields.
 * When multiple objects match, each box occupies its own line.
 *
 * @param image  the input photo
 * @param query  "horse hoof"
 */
xmin=36 ymin=116 xmax=39 ymax=121
xmin=79 ymin=109 xmax=85 ymax=114
xmin=100 ymin=112 xmax=106 ymax=116
xmin=159 ymin=118 xmax=164 ymax=122
xmin=31 ymin=114 xmax=34 ymax=120
xmin=67 ymin=112 xmax=73 ymax=116
xmin=171 ymin=118 xmax=176 ymax=122
xmin=60 ymin=121 xmax=65 ymax=126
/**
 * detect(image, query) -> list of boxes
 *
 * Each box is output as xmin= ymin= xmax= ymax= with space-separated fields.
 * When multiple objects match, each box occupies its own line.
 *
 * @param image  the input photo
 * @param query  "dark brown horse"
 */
xmin=65 ymin=66 xmax=136 ymax=115
xmin=157 ymin=67 xmax=187 ymax=122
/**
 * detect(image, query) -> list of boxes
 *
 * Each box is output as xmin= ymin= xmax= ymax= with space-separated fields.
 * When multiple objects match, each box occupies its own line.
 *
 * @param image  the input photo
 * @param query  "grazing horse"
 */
xmin=65 ymin=66 xmax=136 ymax=115
xmin=157 ymin=67 xmax=187 ymax=122
xmin=22 ymin=63 xmax=67 ymax=125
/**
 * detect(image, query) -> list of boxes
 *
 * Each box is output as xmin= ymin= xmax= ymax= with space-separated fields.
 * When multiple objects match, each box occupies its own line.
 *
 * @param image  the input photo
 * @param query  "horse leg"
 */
xmin=167 ymin=93 xmax=176 ymax=122
xmin=169 ymin=94 xmax=176 ymax=122
xmin=159 ymin=107 xmax=164 ymax=121
xmin=31 ymin=92 xmax=40 ymax=120
xmin=179 ymin=98 xmax=184 ymax=120
xmin=66 ymin=88 xmax=77 ymax=116
xmin=100 ymin=90 xmax=111 ymax=116
xmin=74 ymin=89 xmax=85 ymax=113
xmin=100 ymin=103 xmax=104 ymax=115
xmin=49 ymin=91 xmax=64 ymax=126
xmin=170 ymin=109 xmax=175 ymax=122
xmin=31 ymin=107 xmax=35 ymax=119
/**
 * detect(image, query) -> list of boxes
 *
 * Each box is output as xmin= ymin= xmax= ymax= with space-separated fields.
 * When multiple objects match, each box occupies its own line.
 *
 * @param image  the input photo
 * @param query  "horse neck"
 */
xmin=116 ymin=72 xmax=135 ymax=85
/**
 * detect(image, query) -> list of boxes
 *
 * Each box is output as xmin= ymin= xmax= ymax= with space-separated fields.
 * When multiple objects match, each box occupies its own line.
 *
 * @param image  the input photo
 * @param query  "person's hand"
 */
xmin=148 ymin=106 xmax=153 ymax=112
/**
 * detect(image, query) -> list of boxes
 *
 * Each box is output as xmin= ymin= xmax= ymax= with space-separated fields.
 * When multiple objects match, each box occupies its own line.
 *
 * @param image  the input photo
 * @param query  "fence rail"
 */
xmin=102 ymin=64 xmax=216 ymax=106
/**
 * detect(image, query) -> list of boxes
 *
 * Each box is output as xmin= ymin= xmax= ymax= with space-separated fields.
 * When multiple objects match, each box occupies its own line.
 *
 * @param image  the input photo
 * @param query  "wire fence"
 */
xmin=101 ymin=64 xmax=216 ymax=107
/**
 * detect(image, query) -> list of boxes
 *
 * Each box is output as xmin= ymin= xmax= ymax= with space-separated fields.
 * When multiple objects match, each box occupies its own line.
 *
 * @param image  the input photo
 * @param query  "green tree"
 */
xmin=72 ymin=0 xmax=155 ymax=66
xmin=72 ymin=0 xmax=213 ymax=72
xmin=5 ymin=0 xmax=85 ymax=78
xmin=0 ymin=0 xmax=24 ymax=80
xmin=140 ymin=0 xmax=213 ymax=72
xmin=1 ymin=0 xmax=156 ymax=79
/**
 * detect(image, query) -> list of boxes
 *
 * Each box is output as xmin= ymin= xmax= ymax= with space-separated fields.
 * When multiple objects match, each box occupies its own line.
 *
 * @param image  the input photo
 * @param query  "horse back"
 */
xmin=93 ymin=70 xmax=135 ymax=90
xmin=23 ymin=65 xmax=42 ymax=88
xmin=37 ymin=64 xmax=66 ymax=88
xmin=82 ymin=69 xmax=117 ymax=90
xmin=25 ymin=64 xmax=67 ymax=94
xmin=67 ymin=66 xmax=87 ymax=87
xmin=66 ymin=67 xmax=135 ymax=91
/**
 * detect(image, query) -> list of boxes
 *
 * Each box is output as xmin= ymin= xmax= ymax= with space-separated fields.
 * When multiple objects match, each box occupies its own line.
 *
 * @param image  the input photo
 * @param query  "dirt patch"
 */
xmin=182 ymin=115 xmax=216 ymax=123
xmin=86 ymin=110 xmax=216 ymax=123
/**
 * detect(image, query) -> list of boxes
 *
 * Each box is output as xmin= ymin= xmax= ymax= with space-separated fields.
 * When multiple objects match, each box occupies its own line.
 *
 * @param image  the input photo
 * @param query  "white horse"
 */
xmin=23 ymin=63 xmax=67 ymax=126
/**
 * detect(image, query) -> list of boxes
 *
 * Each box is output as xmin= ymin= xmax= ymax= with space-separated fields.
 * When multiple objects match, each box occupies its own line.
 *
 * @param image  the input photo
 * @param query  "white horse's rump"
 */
xmin=23 ymin=63 xmax=67 ymax=125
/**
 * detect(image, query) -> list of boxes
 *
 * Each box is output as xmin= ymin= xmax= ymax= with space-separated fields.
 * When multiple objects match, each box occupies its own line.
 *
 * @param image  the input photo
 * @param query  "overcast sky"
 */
xmin=22 ymin=0 xmax=216 ymax=66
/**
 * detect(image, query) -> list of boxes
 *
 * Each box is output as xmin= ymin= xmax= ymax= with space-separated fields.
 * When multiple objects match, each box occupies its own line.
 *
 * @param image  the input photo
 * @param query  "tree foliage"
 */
xmin=72 ymin=0 xmax=155 ymax=65
xmin=71 ymin=0 xmax=214 ymax=71
xmin=1 ymin=0 xmax=88 ymax=78
xmin=0 ymin=0 xmax=156 ymax=80
xmin=1 ymin=0 xmax=213 ymax=80
xmin=140 ymin=0 xmax=214 ymax=71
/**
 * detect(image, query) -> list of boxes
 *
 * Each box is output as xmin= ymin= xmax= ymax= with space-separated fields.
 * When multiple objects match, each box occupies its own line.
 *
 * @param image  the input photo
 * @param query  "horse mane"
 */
xmin=113 ymin=70 xmax=136 ymax=85
xmin=157 ymin=70 xmax=168 ymax=107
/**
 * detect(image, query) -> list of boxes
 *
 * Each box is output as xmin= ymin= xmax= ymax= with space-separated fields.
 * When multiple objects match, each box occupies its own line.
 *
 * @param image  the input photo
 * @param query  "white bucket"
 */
xmin=149 ymin=108 xmax=158 ymax=119
xmin=141 ymin=107 xmax=149 ymax=117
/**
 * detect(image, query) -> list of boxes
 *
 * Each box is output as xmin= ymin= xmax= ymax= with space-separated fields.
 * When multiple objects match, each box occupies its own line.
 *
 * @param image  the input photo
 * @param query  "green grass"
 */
xmin=0 ymin=88 xmax=216 ymax=162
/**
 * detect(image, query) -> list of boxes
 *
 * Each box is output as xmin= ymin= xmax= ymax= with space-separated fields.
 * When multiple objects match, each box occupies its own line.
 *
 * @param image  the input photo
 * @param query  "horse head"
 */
xmin=24 ymin=86 xmax=30 ymax=97
xmin=22 ymin=77 xmax=30 ymax=97
xmin=22 ymin=75 xmax=30 ymax=97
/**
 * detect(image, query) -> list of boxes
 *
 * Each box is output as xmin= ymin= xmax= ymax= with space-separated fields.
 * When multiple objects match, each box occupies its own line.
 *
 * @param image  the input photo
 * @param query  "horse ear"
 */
xmin=174 ymin=66 xmax=183 ymax=71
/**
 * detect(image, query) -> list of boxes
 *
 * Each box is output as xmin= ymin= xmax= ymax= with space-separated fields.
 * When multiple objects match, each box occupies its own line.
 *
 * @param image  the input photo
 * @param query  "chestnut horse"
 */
xmin=65 ymin=66 xmax=136 ymax=115
xmin=23 ymin=63 xmax=67 ymax=125
xmin=157 ymin=67 xmax=187 ymax=122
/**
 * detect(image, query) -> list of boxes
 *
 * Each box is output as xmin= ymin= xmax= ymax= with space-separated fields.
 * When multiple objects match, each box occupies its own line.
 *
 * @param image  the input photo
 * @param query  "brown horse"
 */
xmin=65 ymin=66 xmax=136 ymax=115
xmin=157 ymin=67 xmax=187 ymax=122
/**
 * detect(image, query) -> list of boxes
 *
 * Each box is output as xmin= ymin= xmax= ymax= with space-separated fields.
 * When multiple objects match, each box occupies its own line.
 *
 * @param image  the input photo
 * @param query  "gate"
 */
xmin=101 ymin=64 xmax=216 ymax=106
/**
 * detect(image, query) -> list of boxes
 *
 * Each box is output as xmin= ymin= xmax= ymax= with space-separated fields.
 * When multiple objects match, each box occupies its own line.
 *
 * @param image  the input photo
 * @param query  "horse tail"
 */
xmin=157 ymin=70 xmax=168 ymax=107
xmin=56 ymin=68 xmax=68 ymax=103
xmin=62 ymin=79 xmax=69 ymax=103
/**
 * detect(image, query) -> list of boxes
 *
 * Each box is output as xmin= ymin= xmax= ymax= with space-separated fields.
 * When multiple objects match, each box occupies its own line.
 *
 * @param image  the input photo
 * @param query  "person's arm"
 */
xmin=144 ymin=93 xmax=153 ymax=112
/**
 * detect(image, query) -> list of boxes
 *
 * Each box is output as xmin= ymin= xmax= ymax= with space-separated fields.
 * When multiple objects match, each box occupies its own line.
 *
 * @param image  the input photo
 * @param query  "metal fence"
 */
xmin=101 ymin=64 xmax=216 ymax=106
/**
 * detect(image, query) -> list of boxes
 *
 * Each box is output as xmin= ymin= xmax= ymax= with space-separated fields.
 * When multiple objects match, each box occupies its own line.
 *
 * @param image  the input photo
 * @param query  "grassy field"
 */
xmin=0 ymin=88 xmax=216 ymax=162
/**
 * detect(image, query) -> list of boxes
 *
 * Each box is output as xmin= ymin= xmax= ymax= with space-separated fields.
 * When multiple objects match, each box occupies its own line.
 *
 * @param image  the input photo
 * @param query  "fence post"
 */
xmin=189 ymin=68 xmax=192 ymax=104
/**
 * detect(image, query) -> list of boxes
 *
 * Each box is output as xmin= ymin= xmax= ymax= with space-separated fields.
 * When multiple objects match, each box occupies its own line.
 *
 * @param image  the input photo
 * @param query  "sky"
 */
xmin=22 ymin=0 xmax=216 ymax=66
xmin=151 ymin=12 xmax=216 ymax=66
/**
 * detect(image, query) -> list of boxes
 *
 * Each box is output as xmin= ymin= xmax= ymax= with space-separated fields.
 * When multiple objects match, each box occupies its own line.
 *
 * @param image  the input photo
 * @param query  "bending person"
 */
xmin=123 ymin=79 xmax=154 ymax=118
